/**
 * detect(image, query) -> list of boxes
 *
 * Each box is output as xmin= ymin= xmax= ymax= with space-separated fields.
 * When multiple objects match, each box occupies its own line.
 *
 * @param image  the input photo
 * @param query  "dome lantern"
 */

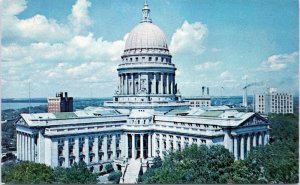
xmin=141 ymin=0 xmax=152 ymax=23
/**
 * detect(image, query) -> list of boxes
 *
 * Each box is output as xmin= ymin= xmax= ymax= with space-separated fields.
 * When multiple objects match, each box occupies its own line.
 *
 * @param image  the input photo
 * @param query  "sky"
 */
xmin=2 ymin=0 xmax=299 ymax=98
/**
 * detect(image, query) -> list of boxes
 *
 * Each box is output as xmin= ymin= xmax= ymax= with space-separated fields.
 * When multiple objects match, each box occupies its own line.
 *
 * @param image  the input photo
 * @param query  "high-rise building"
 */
xmin=48 ymin=92 xmax=73 ymax=113
xmin=254 ymin=88 xmax=293 ymax=114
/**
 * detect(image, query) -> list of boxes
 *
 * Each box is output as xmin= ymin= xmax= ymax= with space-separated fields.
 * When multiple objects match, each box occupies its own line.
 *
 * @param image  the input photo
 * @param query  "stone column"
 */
xmin=112 ymin=135 xmax=116 ymax=159
xmin=152 ymin=133 xmax=157 ymax=157
xmin=28 ymin=134 xmax=32 ymax=161
xmin=170 ymin=74 xmax=174 ymax=94
xmin=174 ymin=135 xmax=178 ymax=150
xmin=160 ymin=73 xmax=164 ymax=94
xmin=172 ymin=74 xmax=175 ymax=94
xmin=253 ymin=133 xmax=257 ymax=147
xmin=240 ymin=136 xmax=245 ymax=160
xmin=166 ymin=134 xmax=170 ymax=151
xmin=64 ymin=139 xmax=69 ymax=167
xmin=125 ymin=74 xmax=128 ymax=95
xmin=131 ymin=73 xmax=134 ymax=94
xmin=132 ymin=134 xmax=136 ymax=159
xmin=20 ymin=133 xmax=23 ymax=160
xmin=74 ymin=137 xmax=79 ymax=163
xmin=181 ymin=136 xmax=184 ymax=150
xmin=258 ymin=132 xmax=262 ymax=145
xmin=159 ymin=134 xmax=163 ymax=158
xmin=31 ymin=136 xmax=35 ymax=161
xmin=223 ymin=130 xmax=231 ymax=151
xmin=152 ymin=74 xmax=156 ymax=94
xmin=24 ymin=134 xmax=28 ymax=161
xmin=264 ymin=132 xmax=269 ymax=145
xmin=247 ymin=135 xmax=251 ymax=154
xmin=148 ymin=134 xmax=151 ymax=158
xmin=233 ymin=136 xmax=238 ymax=160
xmin=93 ymin=137 xmax=99 ymax=163
xmin=84 ymin=137 xmax=89 ymax=164
xmin=103 ymin=136 xmax=108 ymax=161
xmin=51 ymin=140 xmax=59 ymax=167
xmin=120 ymin=75 xmax=123 ymax=94
xmin=16 ymin=132 xmax=19 ymax=159
xmin=166 ymin=74 xmax=169 ymax=94
xmin=140 ymin=134 xmax=144 ymax=159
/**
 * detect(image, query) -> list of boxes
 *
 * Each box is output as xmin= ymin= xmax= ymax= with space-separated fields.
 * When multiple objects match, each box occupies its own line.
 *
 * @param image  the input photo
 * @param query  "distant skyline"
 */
xmin=2 ymin=0 xmax=299 ymax=98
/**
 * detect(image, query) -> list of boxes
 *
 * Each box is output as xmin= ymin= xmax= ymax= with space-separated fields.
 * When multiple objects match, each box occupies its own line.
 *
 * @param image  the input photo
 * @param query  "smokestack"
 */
xmin=207 ymin=87 xmax=209 ymax=96
xmin=202 ymin=86 xmax=205 ymax=96
xmin=243 ymin=88 xmax=248 ymax=107
xmin=65 ymin=92 xmax=68 ymax=98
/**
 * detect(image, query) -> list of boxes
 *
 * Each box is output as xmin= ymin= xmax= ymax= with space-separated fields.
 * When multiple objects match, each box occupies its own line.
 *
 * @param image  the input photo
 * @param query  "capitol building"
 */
xmin=16 ymin=1 xmax=270 ymax=183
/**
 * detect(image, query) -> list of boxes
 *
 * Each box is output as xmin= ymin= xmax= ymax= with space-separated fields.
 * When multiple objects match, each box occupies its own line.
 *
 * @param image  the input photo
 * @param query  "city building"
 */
xmin=48 ymin=92 xmax=73 ymax=113
xmin=184 ymin=86 xmax=211 ymax=107
xmin=16 ymin=1 xmax=270 ymax=183
xmin=254 ymin=88 xmax=293 ymax=114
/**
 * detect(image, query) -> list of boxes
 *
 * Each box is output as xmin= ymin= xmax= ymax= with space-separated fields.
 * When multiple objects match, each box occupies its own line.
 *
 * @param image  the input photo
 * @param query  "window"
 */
xmin=149 ymin=57 xmax=152 ymax=61
xmin=136 ymin=57 xmax=138 ymax=62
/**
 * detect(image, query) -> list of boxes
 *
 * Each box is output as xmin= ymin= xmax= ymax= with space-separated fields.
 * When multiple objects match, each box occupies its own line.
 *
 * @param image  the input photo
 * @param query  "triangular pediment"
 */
xmin=239 ymin=113 xmax=269 ymax=127
xmin=15 ymin=116 xmax=27 ymax=126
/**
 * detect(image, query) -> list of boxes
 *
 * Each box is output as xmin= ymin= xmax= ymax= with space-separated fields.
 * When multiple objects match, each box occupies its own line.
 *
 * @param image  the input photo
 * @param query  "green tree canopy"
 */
xmin=140 ymin=144 xmax=234 ymax=184
xmin=54 ymin=161 xmax=97 ymax=184
xmin=3 ymin=161 xmax=55 ymax=184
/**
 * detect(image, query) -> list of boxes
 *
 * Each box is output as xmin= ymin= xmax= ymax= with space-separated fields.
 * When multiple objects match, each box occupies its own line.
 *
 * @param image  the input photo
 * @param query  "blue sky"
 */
xmin=2 ymin=0 xmax=299 ymax=98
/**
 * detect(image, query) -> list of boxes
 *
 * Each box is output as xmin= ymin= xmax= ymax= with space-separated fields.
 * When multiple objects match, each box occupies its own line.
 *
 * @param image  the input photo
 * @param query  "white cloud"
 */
xmin=16 ymin=15 xmax=72 ymax=42
xmin=219 ymin=70 xmax=236 ymax=83
xmin=195 ymin=61 xmax=221 ymax=71
xmin=170 ymin=20 xmax=208 ymax=55
xmin=2 ymin=0 xmax=94 ymax=43
xmin=69 ymin=0 xmax=92 ymax=34
xmin=1 ymin=0 xmax=128 ymax=98
xmin=260 ymin=52 xmax=298 ymax=71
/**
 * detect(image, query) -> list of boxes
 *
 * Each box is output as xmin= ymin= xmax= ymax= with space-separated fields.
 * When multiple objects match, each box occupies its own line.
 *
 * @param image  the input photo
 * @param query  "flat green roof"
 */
xmin=53 ymin=112 xmax=78 ymax=119
xmin=200 ymin=111 xmax=223 ymax=117
xmin=165 ymin=109 xmax=189 ymax=115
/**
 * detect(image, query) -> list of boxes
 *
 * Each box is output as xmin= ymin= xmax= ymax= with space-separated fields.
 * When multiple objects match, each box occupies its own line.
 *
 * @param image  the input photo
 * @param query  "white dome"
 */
xmin=124 ymin=22 xmax=168 ymax=51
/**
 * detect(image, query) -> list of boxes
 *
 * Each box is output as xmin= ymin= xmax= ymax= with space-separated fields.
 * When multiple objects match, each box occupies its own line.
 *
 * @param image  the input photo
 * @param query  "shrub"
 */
xmin=108 ymin=171 xmax=122 ymax=183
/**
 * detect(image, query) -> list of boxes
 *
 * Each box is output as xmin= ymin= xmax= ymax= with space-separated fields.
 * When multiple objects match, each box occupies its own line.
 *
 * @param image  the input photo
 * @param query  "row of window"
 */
xmin=124 ymin=56 xmax=171 ymax=63
xmin=173 ymin=122 xmax=218 ymax=129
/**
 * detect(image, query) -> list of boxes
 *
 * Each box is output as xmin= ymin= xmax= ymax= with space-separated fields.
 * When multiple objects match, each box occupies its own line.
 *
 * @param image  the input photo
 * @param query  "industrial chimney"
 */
xmin=207 ymin=87 xmax=209 ymax=96
xmin=202 ymin=86 xmax=205 ymax=96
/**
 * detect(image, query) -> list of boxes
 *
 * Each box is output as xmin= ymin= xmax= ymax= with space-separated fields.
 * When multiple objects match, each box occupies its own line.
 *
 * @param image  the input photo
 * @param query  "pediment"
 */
xmin=240 ymin=114 xmax=269 ymax=127
xmin=15 ymin=117 xmax=27 ymax=126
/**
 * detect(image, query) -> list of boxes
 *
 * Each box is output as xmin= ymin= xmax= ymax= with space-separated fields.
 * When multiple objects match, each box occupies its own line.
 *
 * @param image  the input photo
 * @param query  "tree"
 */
xmin=140 ymin=144 xmax=235 ymax=184
xmin=3 ymin=161 xmax=55 ymax=184
xmin=54 ymin=161 xmax=97 ymax=184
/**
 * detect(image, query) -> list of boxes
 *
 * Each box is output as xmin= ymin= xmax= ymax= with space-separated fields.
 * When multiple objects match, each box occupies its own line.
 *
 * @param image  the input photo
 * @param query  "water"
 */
xmin=1 ymin=102 xmax=47 ymax=110
xmin=1 ymin=97 xmax=113 ymax=111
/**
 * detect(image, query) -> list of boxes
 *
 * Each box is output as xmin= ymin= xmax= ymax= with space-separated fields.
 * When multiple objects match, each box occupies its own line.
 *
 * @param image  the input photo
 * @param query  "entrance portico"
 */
xmin=127 ymin=133 xmax=152 ymax=160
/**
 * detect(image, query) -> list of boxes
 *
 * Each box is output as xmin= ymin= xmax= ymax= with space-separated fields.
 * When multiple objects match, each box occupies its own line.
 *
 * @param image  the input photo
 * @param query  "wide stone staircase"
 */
xmin=121 ymin=159 xmax=141 ymax=184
